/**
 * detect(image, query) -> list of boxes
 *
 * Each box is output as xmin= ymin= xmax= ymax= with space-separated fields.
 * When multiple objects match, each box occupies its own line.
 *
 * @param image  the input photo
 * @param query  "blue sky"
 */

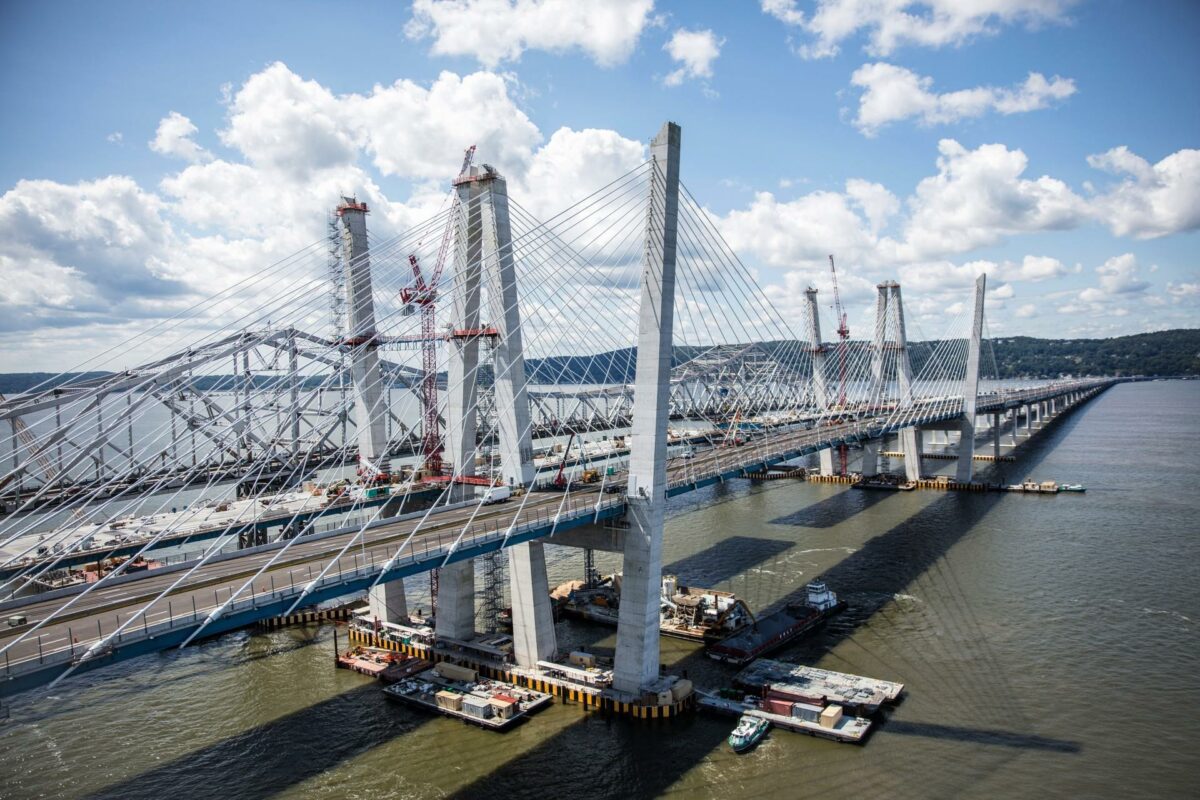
xmin=0 ymin=0 xmax=1197 ymax=370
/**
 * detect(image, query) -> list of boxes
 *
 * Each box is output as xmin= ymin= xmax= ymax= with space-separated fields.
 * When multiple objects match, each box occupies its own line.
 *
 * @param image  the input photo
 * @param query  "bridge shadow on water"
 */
xmin=883 ymin=720 xmax=1081 ymax=753
xmin=769 ymin=485 xmax=893 ymax=528
xmin=447 ymin=410 xmax=1087 ymax=799
xmin=86 ymin=408 xmax=1090 ymax=800
xmin=663 ymin=535 xmax=793 ymax=587
xmin=85 ymin=682 xmax=429 ymax=800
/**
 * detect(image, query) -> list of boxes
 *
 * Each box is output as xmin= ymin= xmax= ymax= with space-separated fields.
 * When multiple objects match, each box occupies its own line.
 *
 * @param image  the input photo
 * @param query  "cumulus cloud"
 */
xmin=896 ymin=255 xmax=1066 ymax=292
xmin=405 ymin=0 xmax=656 ymax=67
xmin=761 ymin=0 xmax=1076 ymax=59
xmin=1015 ymin=303 xmax=1037 ymax=318
xmin=0 ymin=61 xmax=650 ymax=362
xmin=898 ymin=139 xmax=1087 ymax=260
xmin=850 ymin=63 xmax=1076 ymax=136
xmin=0 ymin=176 xmax=186 ymax=332
xmin=719 ymin=185 xmax=890 ymax=270
xmin=1093 ymin=253 xmax=1149 ymax=295
xmin=150 ymin=112 xmax=212 ymax=163
xmin=663 ymin=28 xmax=723 ymax=87
xmin=1087 ymin=146 xmax=1200 ymax=239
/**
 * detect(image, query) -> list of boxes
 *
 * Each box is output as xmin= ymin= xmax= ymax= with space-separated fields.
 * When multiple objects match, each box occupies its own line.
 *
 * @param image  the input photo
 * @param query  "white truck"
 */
xmin=481 ymin=485 xmax=512 ymax=505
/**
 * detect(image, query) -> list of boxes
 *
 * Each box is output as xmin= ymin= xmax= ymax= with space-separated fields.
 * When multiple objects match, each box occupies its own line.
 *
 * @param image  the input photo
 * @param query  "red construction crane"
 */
xmin=402 ymin=145 xmax=476 ymax=476
xmin=829 ymin=254 xmax=850 ymax=476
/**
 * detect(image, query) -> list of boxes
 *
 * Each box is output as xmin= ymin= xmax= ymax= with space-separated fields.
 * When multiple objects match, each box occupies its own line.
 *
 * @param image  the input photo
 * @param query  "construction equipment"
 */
xmin=828 ymin=254 xmax=850 ymax=476
xmin=552 ymin=433 xmax=575 ymax=488
xmin=401 ymin=146 xmax=477 ymax=476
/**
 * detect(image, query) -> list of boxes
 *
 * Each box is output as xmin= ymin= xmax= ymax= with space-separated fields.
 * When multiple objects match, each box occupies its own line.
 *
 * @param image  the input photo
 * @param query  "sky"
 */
xmin=0 ymin=0 xmax=1197 ymax=372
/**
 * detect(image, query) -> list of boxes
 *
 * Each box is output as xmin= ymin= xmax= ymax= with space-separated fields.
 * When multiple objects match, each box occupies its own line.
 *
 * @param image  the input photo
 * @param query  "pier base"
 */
xmin=435 ymin=559 xmax=476 ymax=641
xmin=368 ymin=579 xmax=409 ymax=625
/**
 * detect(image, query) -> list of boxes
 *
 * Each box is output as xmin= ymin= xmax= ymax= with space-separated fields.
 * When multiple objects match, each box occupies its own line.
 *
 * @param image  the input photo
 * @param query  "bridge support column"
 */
xmin=802 ymin=286 xmax=835 ymax=477
xmin=368 ymin=579 xmax=409 ymax=625
xmin=1009 ymin=410 xmax=1018 ymax=445
xmin=509 ymin=541 xmax=555 ymax=667
xmin=435 ymin=559 xmax=476 ymax=641
xmin=478 ymin=168 xmax=557 ymax=667
xmin=900 ymin=427 xmax=922 ymax=481
xmin=955 ymin=274 xmax=986 ymax=483
xmin=446 ymin=177 xmax=485 ymax=490
xmin=861 ymin=441 xmax=880 ymax=477
xmin=337 ymin=198 xmax=390 ymax=474
xmin=1025 ymin=404 xmax=1033 ymax=431
xmin=886 ymin=282 xmax=920 ymax=481
xmin=614 ymin=122 xmax=681 ymax=696
xmin=338 ymin=197 xmax=405 ymax=612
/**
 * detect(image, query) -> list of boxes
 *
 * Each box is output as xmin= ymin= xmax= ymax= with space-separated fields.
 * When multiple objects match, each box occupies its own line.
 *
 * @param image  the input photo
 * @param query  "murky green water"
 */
xmin=2 ymin=381 xmax=1197 ymax=799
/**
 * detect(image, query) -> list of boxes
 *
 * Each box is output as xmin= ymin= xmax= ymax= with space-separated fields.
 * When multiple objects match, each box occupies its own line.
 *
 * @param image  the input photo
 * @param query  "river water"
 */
xmin=1 ymin=380 xmax=1196 ymax=799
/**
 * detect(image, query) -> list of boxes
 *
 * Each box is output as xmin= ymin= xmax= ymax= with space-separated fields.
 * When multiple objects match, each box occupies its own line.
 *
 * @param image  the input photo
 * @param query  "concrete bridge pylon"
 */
xmin=613 ymin=121 xmax=682 ymax=696
xmin=802 ymin=287 xmax=836 ymax=476
xmin=338 ymin=198 xmax=409 ymax=619
xmin=955 ymin=273 xmax=987 ymax=483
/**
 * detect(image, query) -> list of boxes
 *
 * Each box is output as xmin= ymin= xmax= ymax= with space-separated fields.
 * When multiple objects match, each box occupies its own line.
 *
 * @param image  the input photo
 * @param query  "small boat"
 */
xmin=728 ymin=714 xmax=771 ymax=753
xmin=1058 ymin=483 xmax=1086 ymax=493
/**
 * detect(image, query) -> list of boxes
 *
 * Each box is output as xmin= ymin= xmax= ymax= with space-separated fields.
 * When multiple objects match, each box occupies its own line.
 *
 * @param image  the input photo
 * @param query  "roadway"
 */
xmin=0 ymin=378 xmax=1114 ymax=692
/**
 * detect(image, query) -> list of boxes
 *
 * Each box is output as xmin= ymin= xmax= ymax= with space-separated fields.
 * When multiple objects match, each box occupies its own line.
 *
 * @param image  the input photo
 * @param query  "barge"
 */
xmin=335 ymin=646 xmax=431 ymax=683
xmin=734 ymin=659 xmax=904 ymax=716
xmin=707 ymin=580 xmax=844 ymax=665
xmin=699 ymin=691 xmax=871 ymax=744
xmin=853 ymin=476 xmax=915 ymax=491
xmin=556 ymin=574 xmax=753 ymax=643
xmin=382 ymin=661 xmax=554 ymax=731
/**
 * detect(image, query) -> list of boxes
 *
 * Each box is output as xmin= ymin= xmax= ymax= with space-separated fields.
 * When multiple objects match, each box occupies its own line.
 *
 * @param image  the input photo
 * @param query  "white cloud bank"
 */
xmin=0 ymin=62 xmax=647 ymax=359
xmin=405 ymin=0 xmax=656 ymax=67
xmin=761 ymin=0 xmax=1077 ymax=59
xmin=850 ymin=63 xmax=1076 ymax=136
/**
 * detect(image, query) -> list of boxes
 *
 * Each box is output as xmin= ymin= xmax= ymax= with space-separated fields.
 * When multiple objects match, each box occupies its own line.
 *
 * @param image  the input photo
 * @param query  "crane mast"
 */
xmin=402 ymin=145 xmax=477 ymax=476
xmin=829 ymin=254 xmax=850 ymax=475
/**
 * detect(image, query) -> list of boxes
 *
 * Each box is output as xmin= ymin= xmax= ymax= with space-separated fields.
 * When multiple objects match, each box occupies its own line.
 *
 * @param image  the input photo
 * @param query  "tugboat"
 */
xmin=728 ymin=714 xmax=771 ymax=753
xmin=707 ymin=579 xmax=846 ymax=665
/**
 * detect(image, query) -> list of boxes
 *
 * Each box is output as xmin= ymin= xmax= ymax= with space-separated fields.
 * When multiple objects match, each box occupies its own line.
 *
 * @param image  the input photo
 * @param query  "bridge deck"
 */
xmin=0 ymin=379 xmax=1114 ymax=695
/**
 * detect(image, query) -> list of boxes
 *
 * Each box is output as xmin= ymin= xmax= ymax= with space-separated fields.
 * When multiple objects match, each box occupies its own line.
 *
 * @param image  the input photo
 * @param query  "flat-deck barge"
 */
xmin=735 ymin=659 xmax=904 ymax=715
xmin=698 ymin=691 xmax=872 ymax=743
xmin=383 ymin=661 xmax=554 ymax=730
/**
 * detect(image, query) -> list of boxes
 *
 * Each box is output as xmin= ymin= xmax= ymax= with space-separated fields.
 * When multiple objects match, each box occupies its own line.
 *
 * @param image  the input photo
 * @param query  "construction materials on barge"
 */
xmin=734 ymin=659 xmax=904 ymax=716
xmin=554 ymin=574 xmax=753 ymax=643
xmin=382 ymin=661 xmax=554 ymax=730
xmin=707 ymin=580 xmax=844 ymax=665
xmin=699 ymin=691 xmax=871 ymax=744
xmin=853 ymin=476 xmax=915 ymax=491
xmin=335 ymin=645 xmax=431 ymax=683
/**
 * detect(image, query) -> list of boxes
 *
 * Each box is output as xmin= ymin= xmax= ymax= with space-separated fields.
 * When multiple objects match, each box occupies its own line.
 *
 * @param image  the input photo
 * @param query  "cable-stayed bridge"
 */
xmin=0 ymin=123 xmax=1121 ymax=703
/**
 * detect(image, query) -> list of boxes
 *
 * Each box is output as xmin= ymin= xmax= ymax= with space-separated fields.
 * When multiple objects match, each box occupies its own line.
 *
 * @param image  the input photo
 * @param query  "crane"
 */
xmin=402 ymin=145 xmax=476 ymax=477
xmin=829 ymin=254 xmax=850 ymax=476
xmin=552 ymin=433 xmax=576 ymax=488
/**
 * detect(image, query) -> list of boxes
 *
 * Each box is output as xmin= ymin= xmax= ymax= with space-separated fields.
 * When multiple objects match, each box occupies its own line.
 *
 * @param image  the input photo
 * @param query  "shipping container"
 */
xmin=435 ymin=662 xmax=477 ymax=682
xmin=461 ymin=695 xmax=494 ymax=719
xmin=819 ymin=705 xmax=844 ymax=729
xmin=791 ymin=702 xmax=823 ymax=723
xmin=435 ymin=690 xmax=463 ymax=711
xmin=763 ymin=697 xmax=792 ymax=716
